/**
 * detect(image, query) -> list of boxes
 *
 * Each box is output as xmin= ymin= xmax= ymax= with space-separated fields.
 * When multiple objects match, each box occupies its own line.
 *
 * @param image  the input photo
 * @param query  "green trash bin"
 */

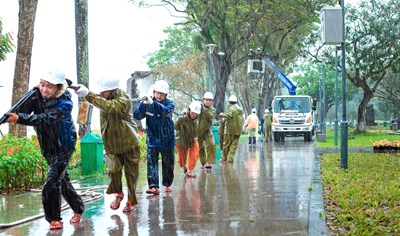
xmin=80 ymin=133 xmax=104 ymax=175
xmin=212 ymin=126 xmax=220 ymax=145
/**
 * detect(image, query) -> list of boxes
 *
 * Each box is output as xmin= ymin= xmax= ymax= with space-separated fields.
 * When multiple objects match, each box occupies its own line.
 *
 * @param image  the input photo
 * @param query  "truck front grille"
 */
xmin=279 ymin=120 xmax=305 ymax=125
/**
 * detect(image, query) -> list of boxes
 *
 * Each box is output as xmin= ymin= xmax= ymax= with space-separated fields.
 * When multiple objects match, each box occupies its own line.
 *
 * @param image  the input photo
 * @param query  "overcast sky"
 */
xmin=0 ymin=0 xmax=178 ymax=134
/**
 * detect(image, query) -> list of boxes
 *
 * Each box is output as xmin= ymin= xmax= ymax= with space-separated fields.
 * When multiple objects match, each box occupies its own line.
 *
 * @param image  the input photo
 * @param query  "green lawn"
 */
xmin=317 ymin=125 xmax=399 ymax=148
xmin=317 ymin=125 xmax=400 ymax=235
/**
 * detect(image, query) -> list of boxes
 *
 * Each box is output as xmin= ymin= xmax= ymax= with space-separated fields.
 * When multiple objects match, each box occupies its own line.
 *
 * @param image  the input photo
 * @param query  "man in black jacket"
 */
xmin=5 ymin=70 xmax=84 ymax=230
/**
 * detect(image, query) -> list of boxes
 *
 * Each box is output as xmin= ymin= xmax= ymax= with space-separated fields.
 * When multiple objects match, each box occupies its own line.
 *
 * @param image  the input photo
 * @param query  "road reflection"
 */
xmin=0 ymin=137 xmax=314 ymax=235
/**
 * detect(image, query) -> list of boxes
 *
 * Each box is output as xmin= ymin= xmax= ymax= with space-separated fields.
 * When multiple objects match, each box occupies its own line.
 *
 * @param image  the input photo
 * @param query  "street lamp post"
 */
xmin=319 ymin=77 xmax=323 ymax=132
xmin=334 ymin=45 xmax=341 ymax=146
xmin=319 ymin=57 xmax=327 ymax=134
xmin=217 ymin=51 xmax=225 ymax=85
xmin=339 ymin=0 xmax=348 ymax=169
xmin=206 ymin=44 xmax=217 ymax=93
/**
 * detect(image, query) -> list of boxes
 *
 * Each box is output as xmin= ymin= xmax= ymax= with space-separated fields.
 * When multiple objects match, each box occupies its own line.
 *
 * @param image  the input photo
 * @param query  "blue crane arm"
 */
xmin=262 ymin=58 xmax=297 ymax=95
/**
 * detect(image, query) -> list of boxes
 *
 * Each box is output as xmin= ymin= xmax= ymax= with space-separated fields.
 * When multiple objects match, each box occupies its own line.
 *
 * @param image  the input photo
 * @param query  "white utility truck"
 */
xmin=247 ymin=52 xmax=317 ymax=142
xmin=271 ymin=95 xmax=316 ymax=142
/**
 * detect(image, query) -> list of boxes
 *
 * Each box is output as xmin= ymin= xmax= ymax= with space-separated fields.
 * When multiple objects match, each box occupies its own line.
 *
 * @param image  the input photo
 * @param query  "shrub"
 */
xmin=0 ymin=134 xmax=48 ymax=193
xmin=139 ymin=134 xmax=147 ymax=161
xmin=0 ymin=131 xmax=149 ymax=193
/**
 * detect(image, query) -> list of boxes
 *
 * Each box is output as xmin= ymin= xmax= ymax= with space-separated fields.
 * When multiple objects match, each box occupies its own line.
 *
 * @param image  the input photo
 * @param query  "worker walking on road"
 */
xmin=243 ymin=108 xmax=259 ymax=145
xmin=264 ymin=109 xmax=273 ymax=142
xmin=134 ymin=80 xmax=175 ymax=194
xmin=75 ymin=75 xmax=141 ymax=213
xmin=175 ymin=101 xmax=202 ymax=178
xmin=198 ymin=92 xmax=216 ymax=169
xmin=5 ymin=70 xmax=85 ymax=230
xmin=219 ymin=95 xmax=243 ymax=163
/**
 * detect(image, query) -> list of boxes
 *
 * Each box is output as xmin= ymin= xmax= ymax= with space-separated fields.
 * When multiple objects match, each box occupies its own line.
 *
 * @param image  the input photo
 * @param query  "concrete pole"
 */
xmin=323 ymin=61 xmax=327 ymax=134
xmin=319 ymin=78 xmax=323 ymax=132
xmin=319 ymin=57 xmax=327 ymax=134
xmin=334 ymin=46 xmax=341 ymax=146
xmin=340 ymin=0 xmax=348 ymax=169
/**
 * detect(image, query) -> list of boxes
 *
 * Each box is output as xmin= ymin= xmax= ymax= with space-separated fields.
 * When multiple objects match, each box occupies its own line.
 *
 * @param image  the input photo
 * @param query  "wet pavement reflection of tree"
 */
xmin=0 ymin=137 xmax=314 ymax=235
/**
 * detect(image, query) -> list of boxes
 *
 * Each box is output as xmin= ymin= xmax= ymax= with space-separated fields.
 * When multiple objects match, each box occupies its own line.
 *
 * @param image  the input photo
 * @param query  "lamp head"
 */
xmin=248 ymin=49 xmax=255 ymax=59
xmin=206 ymin=44 xmax=217 ymax=54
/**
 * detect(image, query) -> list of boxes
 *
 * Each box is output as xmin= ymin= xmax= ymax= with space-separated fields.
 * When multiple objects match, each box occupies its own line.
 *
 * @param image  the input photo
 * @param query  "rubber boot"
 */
xmin=253 ymin=137 xmax=256 ymax=144
xmin=248 ymin=137 xmax=252 ymax=145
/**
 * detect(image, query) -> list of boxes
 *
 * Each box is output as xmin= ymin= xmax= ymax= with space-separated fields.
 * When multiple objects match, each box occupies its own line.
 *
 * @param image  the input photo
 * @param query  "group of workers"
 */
xmin=3 ymin=70 xmax=273 ymax=230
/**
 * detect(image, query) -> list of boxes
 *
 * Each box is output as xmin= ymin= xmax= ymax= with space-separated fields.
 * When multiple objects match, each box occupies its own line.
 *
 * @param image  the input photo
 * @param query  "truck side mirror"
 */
xmin=312 ymin=98 xmax=317 ymax=110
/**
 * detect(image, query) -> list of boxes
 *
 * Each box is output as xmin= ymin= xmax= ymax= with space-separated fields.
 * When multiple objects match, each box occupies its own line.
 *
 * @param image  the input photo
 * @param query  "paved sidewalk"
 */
xmin=0 ymin=138 xmax=328 ymax=235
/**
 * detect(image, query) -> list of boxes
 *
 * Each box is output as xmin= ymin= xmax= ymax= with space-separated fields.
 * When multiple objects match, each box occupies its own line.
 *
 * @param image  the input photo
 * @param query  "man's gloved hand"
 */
xmin=75 ymin=85 xmax=89 ymax=97
xmin=143 ymin=95 xmax=153 ymax=104
xmin=4 ymin=113 xmax=19 ymax=123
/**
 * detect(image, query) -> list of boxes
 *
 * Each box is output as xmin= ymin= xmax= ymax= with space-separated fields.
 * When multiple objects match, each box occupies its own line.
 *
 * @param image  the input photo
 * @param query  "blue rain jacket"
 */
xmin=133 ymin=98 xmax=175 ymax=150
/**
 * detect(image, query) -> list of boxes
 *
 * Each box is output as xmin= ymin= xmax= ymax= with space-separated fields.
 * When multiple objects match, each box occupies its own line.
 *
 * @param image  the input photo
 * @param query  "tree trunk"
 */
xmin=10 ymin=0 xmax=38 ymax=137
xmin=214 ymin=54 xmax=231 ymax=116
xmin=259 ymin=71 xmax=276 ymax=112
xmin=354 ymin=91 xmax=374 ymax=134
xmin=75 ymin=0 xmax=89 ymax=137
xmin=75 ymin=0 xmax=89 ymax=86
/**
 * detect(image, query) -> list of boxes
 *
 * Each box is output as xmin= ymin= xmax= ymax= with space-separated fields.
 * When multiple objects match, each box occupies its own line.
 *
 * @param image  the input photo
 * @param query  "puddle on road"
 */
xmin=1 ymin=140 xmax=314 ymax=235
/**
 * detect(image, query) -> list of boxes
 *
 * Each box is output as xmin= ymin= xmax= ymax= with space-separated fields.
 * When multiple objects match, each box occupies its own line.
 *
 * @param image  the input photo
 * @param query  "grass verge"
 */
xmin=322 ymin=153 xmax=400 ymax=234
xmin=318 ymin=126 xmax=400 ymax=234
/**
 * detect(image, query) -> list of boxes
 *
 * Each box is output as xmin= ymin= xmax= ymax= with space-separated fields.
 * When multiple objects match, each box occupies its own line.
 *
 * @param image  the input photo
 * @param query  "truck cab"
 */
xmin=271 ymin=95 xmax=316 ymax=142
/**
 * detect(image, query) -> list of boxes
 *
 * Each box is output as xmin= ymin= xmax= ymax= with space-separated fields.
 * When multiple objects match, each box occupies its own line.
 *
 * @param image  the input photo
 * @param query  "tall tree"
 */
xmin=75 ymin=0 xmax=89 ymax=86
xmin=241 ymin=0 xmax=335 ymax=115
xmin=10 ymin=0 xmax=38 ymax=137
xmin=138 ymin=0 xmax=335 ymax=115
xmin=345 ymin=0 xmax=400 ymax=133
xmin=375 ymin=71 xmax=400 ymax=119
xmin=75 ymin=0 xmax=89 ymax=137
xmin=146 ymin=26 xmax=205 ymax=113
xmin=147 ymin=26 xmax=201 ymax=69
xmin=293 ymin=61 xmax=357 ymax=118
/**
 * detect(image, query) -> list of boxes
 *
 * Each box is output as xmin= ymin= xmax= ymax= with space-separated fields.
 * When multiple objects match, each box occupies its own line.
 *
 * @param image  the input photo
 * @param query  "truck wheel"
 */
xmin=280 ymin=133 xmax=285 ymax=142
xmin=304 ymin=132 xmax=311 ymax=142
xmin=273 ymin=132 xmax=280 ymax=142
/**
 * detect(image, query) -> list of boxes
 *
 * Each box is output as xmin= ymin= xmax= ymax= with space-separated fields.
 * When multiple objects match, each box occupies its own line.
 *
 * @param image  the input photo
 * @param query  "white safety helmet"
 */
xmin=265 ymin=109 xmax=270 ymax=114
xmin=41 ymin=69 xmax=66 ymax=85
xmin=189 ymin=101 xmax=202 ymax=114
xmin=203 ymin=92 xmax=214 ymax=100
xmin=97 ymin=75 xmax=120 ymax=92
xmin=228 ymin=95 xmax=238 ymax=102
xmin=251 ymin=108 xmax=256 ymax=113
xmin=153 ymin=80 xmax=169 ymax=94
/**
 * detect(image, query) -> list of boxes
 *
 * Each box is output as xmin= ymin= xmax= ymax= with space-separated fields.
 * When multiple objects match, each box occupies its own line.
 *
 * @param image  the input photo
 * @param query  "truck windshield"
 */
xmin=274 ymin=97 xmax=310 ymax=113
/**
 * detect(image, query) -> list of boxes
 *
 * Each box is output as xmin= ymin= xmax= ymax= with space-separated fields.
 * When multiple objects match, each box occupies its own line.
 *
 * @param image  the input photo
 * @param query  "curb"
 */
xmin=308 ymin=143 xmax=327 ymax=235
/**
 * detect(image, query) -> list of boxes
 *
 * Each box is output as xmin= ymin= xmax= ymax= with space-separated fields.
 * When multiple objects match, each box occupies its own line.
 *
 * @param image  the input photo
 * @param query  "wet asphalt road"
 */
xmin=0 ymin=137 xmax=320 ymax=236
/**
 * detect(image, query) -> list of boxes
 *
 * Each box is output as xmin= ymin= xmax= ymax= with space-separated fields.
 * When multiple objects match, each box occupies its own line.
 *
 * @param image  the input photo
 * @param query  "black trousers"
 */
xmin=147 ymin=147 xmax=175 ymax=189
xmin=42 ymin=148 xmax=84 ymax=223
